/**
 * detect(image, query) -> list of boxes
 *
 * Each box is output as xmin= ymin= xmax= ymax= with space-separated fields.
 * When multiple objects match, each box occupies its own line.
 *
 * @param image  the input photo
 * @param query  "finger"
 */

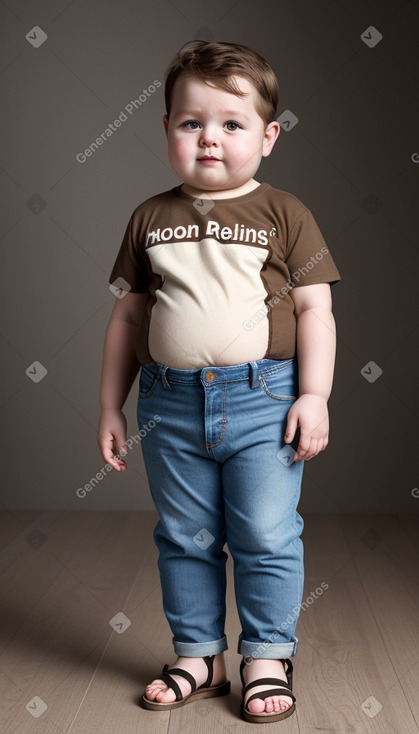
xmin=315 ymin=438 xmax=326 ymax=454
xmin=294 ymin=433 xmax=313 ymax=461
xmin=99 ymin=437 xmax=126 ymax=471
xmin=297 ymin=432 xmax=311 ymax=454
xmin=301 ymin=438 xmax=323 ymax=461
xmin=113 ymin=455 xmax=127 ymax=471
xmin=303 ymin=443 xmax=317 ymax=461
xmin=104 ymin=448 xmax=126 ymax=471
xmin=284 ymin=414 xmax=298 ymax=443
xmin=115 ymin=436 xmax=128 ymax=456
xmin=312 ymin=436 xmax=328 ymax=455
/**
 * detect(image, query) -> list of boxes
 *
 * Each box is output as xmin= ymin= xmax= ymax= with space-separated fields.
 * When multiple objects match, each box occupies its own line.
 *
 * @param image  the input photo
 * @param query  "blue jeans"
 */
xmin=137 ymin=357 xmax=305 ymax=660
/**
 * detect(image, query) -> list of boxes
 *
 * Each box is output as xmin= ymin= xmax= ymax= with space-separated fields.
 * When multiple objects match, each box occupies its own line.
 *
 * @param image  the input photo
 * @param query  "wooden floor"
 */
xmin=1 ymin=511 xmax=418 ymax=733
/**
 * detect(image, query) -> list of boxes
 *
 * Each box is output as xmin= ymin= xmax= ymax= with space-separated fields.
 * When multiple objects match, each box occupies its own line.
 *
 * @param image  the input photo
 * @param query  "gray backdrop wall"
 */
xmin=1 ymin=0 xmax=418 ymax=513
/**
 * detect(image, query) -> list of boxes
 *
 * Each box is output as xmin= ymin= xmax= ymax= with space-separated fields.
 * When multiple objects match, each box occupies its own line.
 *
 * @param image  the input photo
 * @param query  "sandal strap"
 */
xmin=160 ymin=665 xmax=197 ymax=702
xmin=243 ymin=676 xmax=289 ymax=696
xmin=240 ymin=656 xmax=294 ymax=689
xmin=158 ymin=654 xmax=216 ymax=702
xmin=246 ymin=685 xmax=296 ymax=707
xmin=199 ymin=654 xmax=214 ymax=690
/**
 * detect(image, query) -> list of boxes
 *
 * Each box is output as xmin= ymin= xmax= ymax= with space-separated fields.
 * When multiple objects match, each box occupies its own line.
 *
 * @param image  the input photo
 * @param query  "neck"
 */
xmin=181 ymin=179 xmax=261 ymax=200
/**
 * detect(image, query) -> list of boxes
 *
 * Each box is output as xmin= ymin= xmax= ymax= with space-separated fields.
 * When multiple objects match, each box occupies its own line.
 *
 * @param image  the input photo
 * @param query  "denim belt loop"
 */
xmin=159 ymin=365 xmax=172 ymax=390
xmin=249 ymin=361 xmax=260 ymax=389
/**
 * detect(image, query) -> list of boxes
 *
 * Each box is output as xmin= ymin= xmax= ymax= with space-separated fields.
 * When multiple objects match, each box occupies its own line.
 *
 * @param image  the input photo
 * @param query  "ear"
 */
xmin=262 ymin=121 xmax=280 ymax=157
xmin=163 ymin=114 xmax=169 ymax=138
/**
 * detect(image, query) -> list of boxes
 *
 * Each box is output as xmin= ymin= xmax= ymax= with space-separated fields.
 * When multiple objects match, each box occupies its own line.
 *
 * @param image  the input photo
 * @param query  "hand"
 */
xmin=97 ymin=408 xmax=128 ymax=471
xmin=284 ymin=394 xmax=329 ymax=462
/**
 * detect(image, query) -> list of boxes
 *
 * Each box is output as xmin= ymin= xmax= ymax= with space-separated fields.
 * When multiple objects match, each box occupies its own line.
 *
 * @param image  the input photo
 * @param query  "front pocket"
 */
xmin=260 ymin=362 xmax=297 ymax=401
xmin=138 ymin=365 xmax=159 ymax=399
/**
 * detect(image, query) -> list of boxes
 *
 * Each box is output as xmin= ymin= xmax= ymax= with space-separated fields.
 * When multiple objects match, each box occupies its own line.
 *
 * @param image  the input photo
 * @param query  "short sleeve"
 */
xmin=285 ymin=208 xmax=341 ymax=287
xmin=108 ymin=211 xmax=149 ymax=294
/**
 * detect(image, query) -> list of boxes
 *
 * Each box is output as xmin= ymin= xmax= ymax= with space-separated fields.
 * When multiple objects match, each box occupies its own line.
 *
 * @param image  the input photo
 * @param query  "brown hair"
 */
xmin=164 ymin=40 xmax=279 ymax=128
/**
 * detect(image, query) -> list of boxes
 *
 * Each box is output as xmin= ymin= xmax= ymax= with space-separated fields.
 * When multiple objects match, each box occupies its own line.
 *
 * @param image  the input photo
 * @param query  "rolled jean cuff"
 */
xmin=238 ymin=637 xmax=298 ymax=659
xmin=173 ymin=635 xmax=228 ymax=657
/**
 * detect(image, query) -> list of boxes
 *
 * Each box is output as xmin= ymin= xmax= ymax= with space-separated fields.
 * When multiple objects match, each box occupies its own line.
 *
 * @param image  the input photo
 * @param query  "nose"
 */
xmin=199 ymin=126 xmax=218 ymax=147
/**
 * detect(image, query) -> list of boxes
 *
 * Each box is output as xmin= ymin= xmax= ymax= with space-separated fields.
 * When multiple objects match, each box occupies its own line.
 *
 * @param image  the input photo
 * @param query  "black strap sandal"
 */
xmin=240 ymin=656 xmax=296 ymax=723
xmin=141 ymin=654 xmax=231 ymax=710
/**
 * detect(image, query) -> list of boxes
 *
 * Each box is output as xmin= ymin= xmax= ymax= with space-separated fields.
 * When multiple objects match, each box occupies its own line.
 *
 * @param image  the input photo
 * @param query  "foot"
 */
xmin=241 ymin=658 xmax=294 ymax=715
xmin=144 ymin=653 xmax=227 ymax=703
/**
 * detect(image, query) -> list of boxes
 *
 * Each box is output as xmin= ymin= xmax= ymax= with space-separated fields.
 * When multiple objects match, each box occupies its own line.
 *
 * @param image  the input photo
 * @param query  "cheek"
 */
xmin=237 ymin=136 xmax=263 ymax=164
xmin=169 ymin=136 xmax=191 ymax=163
xmin=227 ymin=141 xmax=255 ymax=167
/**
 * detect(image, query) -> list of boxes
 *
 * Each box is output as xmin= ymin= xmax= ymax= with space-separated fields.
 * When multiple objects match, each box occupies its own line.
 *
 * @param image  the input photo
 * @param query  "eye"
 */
xmin=182 ymin=121 xmax=201 ymax=129
xmin=225 ymin=121 xmax=241 ymax=131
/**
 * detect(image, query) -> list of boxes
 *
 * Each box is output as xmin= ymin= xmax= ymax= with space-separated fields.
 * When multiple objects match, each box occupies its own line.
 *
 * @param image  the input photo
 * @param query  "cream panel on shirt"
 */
xmin=147 ymin=238 xmax=270 ymax=369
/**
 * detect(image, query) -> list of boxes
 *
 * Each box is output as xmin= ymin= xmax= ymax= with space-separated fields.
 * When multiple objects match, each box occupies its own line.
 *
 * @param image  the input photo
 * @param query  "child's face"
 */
xmin=163 ymin=74 xmax=279 ymax=195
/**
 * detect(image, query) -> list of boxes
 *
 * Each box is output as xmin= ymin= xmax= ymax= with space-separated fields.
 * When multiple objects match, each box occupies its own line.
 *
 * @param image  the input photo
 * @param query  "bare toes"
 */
xmin=156 ymin=688 xmax=176 ymax=702
xmin=145 ymin=680 xmax=176 ymax=703
xmin=279 ymin=695 xmax=292 ymax=710
xmin=247 ymin=698 xmax=266 ymax=713
xmin=247 ymin=694 xmax=292 ymax=715
xmin=265 ymin=696 xmax=274 ymax=713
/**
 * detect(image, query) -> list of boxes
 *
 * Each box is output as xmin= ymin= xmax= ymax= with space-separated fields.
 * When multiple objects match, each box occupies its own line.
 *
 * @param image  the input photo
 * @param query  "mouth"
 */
xmin=198 ymin=155 xmax=220 ymax=161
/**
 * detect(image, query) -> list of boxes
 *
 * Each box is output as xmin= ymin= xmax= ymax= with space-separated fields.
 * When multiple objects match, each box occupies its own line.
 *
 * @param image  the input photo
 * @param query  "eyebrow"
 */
xmin=172 ymin=109 xmax=250 ymax=121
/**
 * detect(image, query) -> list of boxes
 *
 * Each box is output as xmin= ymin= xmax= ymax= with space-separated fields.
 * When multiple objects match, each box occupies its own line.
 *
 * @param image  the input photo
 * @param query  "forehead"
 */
xmin=170 ymin=73 xmax=259 ymax=114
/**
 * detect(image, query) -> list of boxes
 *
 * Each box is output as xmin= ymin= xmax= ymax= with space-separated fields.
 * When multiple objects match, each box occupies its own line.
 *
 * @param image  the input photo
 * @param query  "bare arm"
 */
xmin=285 ymin=283 xmax=337 ymax=462
xmin=97 ymin=291 xmax=149 ymax=471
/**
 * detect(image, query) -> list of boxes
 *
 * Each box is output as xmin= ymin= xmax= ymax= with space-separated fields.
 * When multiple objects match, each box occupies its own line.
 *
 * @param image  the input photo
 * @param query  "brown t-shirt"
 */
xmin=109 ymin=182 xmax=341 ymax=369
